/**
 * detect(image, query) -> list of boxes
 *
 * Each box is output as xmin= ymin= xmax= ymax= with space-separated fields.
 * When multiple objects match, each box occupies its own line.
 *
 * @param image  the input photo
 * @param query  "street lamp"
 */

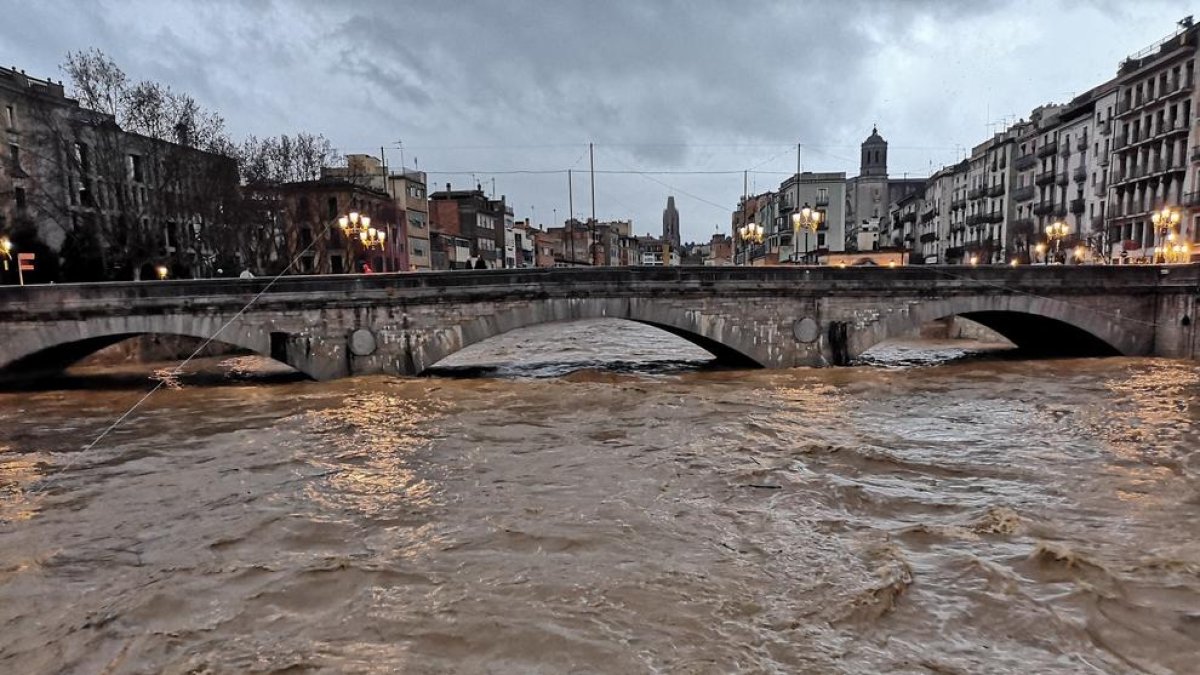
xmin=1073 ymin=245 xmax=1086 ymax=264
xmin=1034 ymin=242 xmax=1047 ymax=265
xmin=155 ymin=265 xmax=169 ymax=280
xmin=737 ymin=222 xmax=763 ymax=266
xmin=791 ymin=202 xmax=823 ymax=263
xmin=1151 ymin=206 xmax=1182 ymax=263
xmin=1045 ymin=220 xmax=1069 ymax=263
xmin=338 ymin=211 xmax=387 ymax=272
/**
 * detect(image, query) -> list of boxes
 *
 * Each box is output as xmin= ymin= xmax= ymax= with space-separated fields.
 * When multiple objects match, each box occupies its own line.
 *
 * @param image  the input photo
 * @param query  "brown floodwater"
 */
xmin=1 ymin=319 xmax=1198 ymax=673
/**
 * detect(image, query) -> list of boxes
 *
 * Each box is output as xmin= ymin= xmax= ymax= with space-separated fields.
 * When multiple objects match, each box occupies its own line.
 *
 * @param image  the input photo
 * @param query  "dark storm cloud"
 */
xmin=1 ymin=0 xmax=1195 ymax=239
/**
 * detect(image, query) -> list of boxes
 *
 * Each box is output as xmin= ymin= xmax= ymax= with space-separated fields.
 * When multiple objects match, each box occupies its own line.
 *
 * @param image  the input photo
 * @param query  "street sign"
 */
xmin=16 ymin=252 xmax=33 ymax=286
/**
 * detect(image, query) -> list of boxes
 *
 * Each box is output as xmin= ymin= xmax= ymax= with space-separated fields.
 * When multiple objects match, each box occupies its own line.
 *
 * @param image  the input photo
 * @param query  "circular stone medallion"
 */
xmin=349 ymin=328 xmax=378 ymax=356
xmin=793 ymin=317 xmax=820 ymax=344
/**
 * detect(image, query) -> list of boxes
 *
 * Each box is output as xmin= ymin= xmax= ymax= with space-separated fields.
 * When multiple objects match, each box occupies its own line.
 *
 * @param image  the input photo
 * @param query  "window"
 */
xmin=4 ymin=105 xmax=13 ymax=129
xmin=75 ymin=142 xmax=90 ymax=175
xmin=408 ymin=211 xmax=426 ymax=229
xmin=128 ymin=154 xmax=144 ymax=182
xmin=14 ymin=187 xmax=26 ymax=209
xmin=8 ymin=144 xmax=19 ymax=170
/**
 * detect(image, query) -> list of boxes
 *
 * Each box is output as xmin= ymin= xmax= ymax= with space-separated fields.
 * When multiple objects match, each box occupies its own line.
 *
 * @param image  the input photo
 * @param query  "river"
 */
xmin=1 ymin=319 xmax=1198 ymax=673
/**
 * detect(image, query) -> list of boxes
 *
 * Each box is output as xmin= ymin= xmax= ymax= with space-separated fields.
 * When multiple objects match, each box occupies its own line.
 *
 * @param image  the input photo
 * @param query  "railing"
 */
xmin=1014 ymin=154 xmax=1037 ymax=171
xmin=1073 ymin=165 xmax=1087 ymax=182
xmin=1033 ymin=201 xmax=1055 ymax=216
xmin=1117 ymin=99 xmax=1132 ymax=115
xmin=920 ymin=231 xmax=938 ymax=243
xmin=968 ymin=186 xmax=987 ymax=199
xmin=901 ymin=211 xmax=918 ymax=224
xmin=1069 ymin=198 xmax=1086 ymax=214
xmin=966 ymin=213 xmax=987 ymax=226
xmin=1097 ymin=119 xmax=1111 ymax=135
xmin=984 ymin=210 xmax=1004 ymax=224
xmin=1037 ymin=140 xmax=1058 ymax=158
xmin=951 ymin=198 xmax=967 ymax=210
xmin=1090 ymin=214 xmax=1105 ymax=231
xmin=814 ymin=195 xmax=830 ymax=207
xmin=1011 ymin=218 xmax=1034 ymax=233
xmin=1076 ymin=134 xmax=1088 ymax=151
xmin=1113 ymin=135 xmax=1129 ymax=151
xmin=1094 ymin=176 xmax=1107 ymax=197
xmin=1012 ymin=185 xmax=1035 ymax=202
xmin=1035 ymin=169 xmax=1056 ymax=186
xmin=987 ymin=183 xmax=1005 ymax=197
xmin=1098 ymin=154 xmax=1109 ymax=167
xmin=1185 ymin=192 xmax=1200 ymax=207
xmin=1055 ymin=171 xmax=1069 ymax=186
xmin=920 ymin=207 xmax=937 ymax=222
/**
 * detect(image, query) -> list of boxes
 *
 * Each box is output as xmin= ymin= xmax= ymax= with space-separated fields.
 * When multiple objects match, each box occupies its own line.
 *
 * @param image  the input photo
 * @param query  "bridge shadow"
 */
xmin=0 ymin=334 xmax=303 ymax=391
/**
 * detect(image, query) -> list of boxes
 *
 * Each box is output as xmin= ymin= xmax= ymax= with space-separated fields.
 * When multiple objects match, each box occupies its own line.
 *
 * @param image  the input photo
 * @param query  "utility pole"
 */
xmin=568 ymin=169 xmax=575 ymax=264
xmin=589 ymin=142 xmax=596 ymax=265
xmin=797 ymin=142 xmax=804 ymax=263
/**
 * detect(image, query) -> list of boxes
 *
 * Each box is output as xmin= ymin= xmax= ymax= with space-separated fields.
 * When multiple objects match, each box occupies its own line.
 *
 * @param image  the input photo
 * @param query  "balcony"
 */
xmin=1037 ymin=140 xmax=1058 ymax=158
xmin=1033 ymin=201 xmax=1055 ymax=216
xmin=1014 ymin=154 xmax=1037 ymax=172
xmin=1076 ymin=134 xmax=1088 ymax=151
xmin=1113 ymin=135 xmax=1129 ymax=151
xmin=1117 ymin=99 xmax=1132 ymax=116
xmin=1069 ymin=198 xmax=1085 ymax=214
xmin=951 ymin=198 xmax=967 ymax=210
xmin=920 ymin=231 xmax=938 ymax=243
xmin=1012 ymin=185 xmax=1035 ymax=202
xmin=814 ymin=194 xmax=830 ymax=207
xmin=968 ymin=186 xmax=987 ymax=199
xmin=1035 ymin=169 xmax=1056 ymax=186
xmin=1186 ymin=192 xmax=1200 ymax=207
xmin=1055 ymin=171 xmax=1069 ymax=186
xmin=1097 ymin=119 xmax=1110 ymax=136
xmin=920 ymin=206 xmax=937 ymax=222
xmin=901 ymin=211 xmax=918 ymax=224
xmin=1098 ymin=154 xmax=1109 ymax=167
xmin=966 ymin=213 xmax=987 ymax=226
xmin=1093 ymin=177 xmax=1107 ymax=197
xmin=984 ymin=210 xmax=1004 ymax=224
xmin=1090 ymin=214 xmax=1105 ymax=231
xmin=1010 ymin=217 xmax=1034 ymax=234
xmin=1073 ymin=165 xmax=1087 ymax=183
xmin=1192 ymin=146 xmax=1200 ymax=163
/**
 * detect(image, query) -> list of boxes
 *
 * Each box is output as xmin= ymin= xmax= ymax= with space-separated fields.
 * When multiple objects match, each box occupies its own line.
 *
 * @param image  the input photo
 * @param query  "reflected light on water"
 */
xmin=299 ymin=391 xmax=447 ymax=522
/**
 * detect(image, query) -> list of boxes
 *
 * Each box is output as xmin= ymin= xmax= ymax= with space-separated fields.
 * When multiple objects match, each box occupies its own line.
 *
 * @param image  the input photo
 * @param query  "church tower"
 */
xmin=860 ymin=125 xmax=888 ymax=178
xmin=662 ymin=196 xmax=680 ymax=248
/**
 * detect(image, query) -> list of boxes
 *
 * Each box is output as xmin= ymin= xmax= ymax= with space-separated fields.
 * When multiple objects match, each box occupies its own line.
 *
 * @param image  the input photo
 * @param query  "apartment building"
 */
xmin=1108 ymin=19 xmax=1198 ymax=260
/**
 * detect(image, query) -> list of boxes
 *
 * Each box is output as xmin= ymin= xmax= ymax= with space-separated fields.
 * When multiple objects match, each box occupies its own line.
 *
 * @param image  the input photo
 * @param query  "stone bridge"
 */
xmin=0 ymin=265 xmax=1197 ymax=381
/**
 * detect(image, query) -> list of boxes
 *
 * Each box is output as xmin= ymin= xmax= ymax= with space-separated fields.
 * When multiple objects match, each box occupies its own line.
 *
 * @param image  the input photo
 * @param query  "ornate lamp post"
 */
xmin=737 ymin=222 xmax=763 ymax=266
xmin=1045 ymin=220 xmax=1069 ymax=263
xmin=1163 ymin=231 xmax=1191 ymax=264
xmin=338 ymin=211 xmax=387 ymax=272
xmin=790 ymin=202 xmax=823 ymax=263
xmin=1150 ymin=205 xmax=1181 ymax=263
xmin=1034 ymin=242 xmax=1047 ymax=265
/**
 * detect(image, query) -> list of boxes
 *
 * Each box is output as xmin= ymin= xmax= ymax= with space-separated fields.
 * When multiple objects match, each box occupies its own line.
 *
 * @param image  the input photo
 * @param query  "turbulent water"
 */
xmin=1 ymin=319 xmax=1199 ymax=674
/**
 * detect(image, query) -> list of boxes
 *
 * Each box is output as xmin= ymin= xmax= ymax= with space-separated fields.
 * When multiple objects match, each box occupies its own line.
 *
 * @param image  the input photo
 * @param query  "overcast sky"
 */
xmin=2 ymin=0 xmax=1195 ymax=242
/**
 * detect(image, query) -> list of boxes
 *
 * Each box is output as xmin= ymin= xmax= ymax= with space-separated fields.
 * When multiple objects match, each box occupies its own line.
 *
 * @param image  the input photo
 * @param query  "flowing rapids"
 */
xmin=1 ymin=319 xmax=1198 ymax=673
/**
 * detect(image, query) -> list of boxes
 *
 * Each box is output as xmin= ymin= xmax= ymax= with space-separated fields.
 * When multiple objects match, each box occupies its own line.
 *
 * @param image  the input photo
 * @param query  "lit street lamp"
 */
xmin=791 ymin=202 xmax=823 ymax=263
xmin=1034 ymin=242 xmax=1047 ymax=265
xmin=1045 ymin=220 xmax=1069 ymax=263
xmin=737 ymin=221 xmax=763 ymax=266
xmin=338 ymin=211 xmax=387 ymax=272
xmin=1150 ymin=205 xmax=1181 ymax=264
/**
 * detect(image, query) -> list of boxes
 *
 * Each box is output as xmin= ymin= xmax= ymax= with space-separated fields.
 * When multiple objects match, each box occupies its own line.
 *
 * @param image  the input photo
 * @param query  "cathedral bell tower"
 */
xmin=860 ymin=125 xmax=888 ymax=178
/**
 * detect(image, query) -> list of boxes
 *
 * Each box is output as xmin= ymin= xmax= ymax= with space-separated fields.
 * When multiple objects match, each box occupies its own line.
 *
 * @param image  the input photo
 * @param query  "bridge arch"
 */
xmin=413 ymin=296 xmax=766 ymax=373
xmin=0 ymin=315 xmax=314 ymax=381
xmin=847 ymin=294 xmax=1141 ymax=361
